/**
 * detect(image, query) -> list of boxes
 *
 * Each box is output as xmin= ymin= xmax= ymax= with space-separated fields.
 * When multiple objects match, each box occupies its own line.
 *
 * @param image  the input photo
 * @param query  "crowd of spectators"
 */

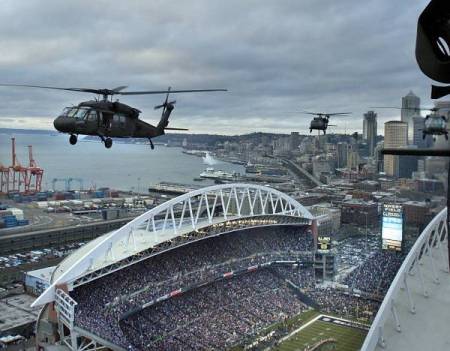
xmin=71 ymin=226 xmax=313 ymax=348
xmin=343 ymin=251 xmax=405 ymax=295
xmin=273 ymin=265 xmax=315 ymax=290
xmin=121 ymin=269 xmax=308 ymax=350
xmin=308 ymin=288 xmax=379 ymax=320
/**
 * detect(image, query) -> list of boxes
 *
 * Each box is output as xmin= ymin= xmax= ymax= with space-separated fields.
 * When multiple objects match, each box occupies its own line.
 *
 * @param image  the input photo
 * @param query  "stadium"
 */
xmin=32 ymin=184 xmax=449 ymax=351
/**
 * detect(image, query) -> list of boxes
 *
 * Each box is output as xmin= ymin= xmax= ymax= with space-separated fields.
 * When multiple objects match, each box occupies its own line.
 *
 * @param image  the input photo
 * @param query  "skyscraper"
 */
xmin=363 ymin=111 xmax=377 ymax=156
xmin=347 ymin=144 xmax=360 ymax=170
xmin=289 ymin=131 xmax=300 ymax=151
xmin=363 ymin=119 xmax=367 ymax=140
xmin=337 ymin=142 xmax=348 ymax=168
xmin=401 ymin=91 xmax=420 ymax=143
xmin=384 ymin=121 xmax=408 ymax=176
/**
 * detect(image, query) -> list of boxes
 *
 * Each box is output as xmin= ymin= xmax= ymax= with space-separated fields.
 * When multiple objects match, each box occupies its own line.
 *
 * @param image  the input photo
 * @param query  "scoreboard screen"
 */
xmin=382 ymin=203 xmax=403 ymax=251
xmin=317 ymin=236 xmax=331 ymax=252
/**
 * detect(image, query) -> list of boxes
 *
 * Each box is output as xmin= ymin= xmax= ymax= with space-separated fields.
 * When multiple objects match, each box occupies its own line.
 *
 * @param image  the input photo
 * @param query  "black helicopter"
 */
xmin=302 ymin=111 xmax=352 ymax=134
xmin=0 ymin=84 xmax=227 ymax=149
xmin=371 ymin=106 xmax=448 ymax=140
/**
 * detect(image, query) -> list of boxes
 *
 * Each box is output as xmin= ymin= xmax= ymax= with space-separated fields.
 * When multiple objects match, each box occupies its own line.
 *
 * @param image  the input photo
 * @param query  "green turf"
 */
xmin=267 ymin=310 xmax=320 ymax=332
xmin=274 ymin=320 xmax=367 ymax=351
xmin=229 ymin=310 xmax=320 ymax=351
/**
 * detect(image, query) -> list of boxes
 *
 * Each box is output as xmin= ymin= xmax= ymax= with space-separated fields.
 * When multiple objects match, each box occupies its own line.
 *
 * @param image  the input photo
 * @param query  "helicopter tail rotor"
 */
xmin=155 ymin=87 xmax=177 ymax=133
xmin=154 ymin=87 xmax=176 ymax=111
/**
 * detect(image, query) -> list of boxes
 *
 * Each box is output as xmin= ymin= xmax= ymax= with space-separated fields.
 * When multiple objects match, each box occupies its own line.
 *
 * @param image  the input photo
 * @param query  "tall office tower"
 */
xmin=363 ymin=111 xmax=377 ymax=156
xmin=289 ymin=131 xmax=300 ymax=151
xmin=337 ymin=142 xmax=348 ymax=168
xmin=384 ymin=121 xmax=408 ymax=176
xmin=401 ymin=91 xmax=420 ymax=143
xmin=363 ymin=118 xmax=367 ymax=140
xmin=374 ymin=142 xmax=384 ymax=172
xmin=347 ymin=144 xmax=360 ymax=170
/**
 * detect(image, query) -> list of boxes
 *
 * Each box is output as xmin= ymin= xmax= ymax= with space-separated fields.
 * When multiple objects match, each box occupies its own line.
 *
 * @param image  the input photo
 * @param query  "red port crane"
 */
xmin=9 ymin=137 xmax=28 ymax=193
xmin=0 ymin=138 xmax=45 ymax=194
xmin=25 ymin=145 xmax=44 ymax=193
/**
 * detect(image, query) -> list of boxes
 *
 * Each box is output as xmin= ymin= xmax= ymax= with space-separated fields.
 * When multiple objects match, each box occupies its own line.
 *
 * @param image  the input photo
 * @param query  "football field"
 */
xmin=273 ymin=315 xmax=368 ymax=351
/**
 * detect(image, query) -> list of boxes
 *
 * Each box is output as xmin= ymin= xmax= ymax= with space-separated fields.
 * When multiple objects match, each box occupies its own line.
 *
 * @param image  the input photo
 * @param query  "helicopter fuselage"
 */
xmin=423 ymin=115 xmax=448 ymax=135
xmin=53 ymin=100 xmax=162 ymax=139
xmin=309 ymin=116 xmax=329 ymax=131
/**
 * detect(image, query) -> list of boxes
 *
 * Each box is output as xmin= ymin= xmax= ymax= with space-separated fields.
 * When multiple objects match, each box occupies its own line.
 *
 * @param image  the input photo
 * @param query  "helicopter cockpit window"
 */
xmin=86 ymin=110 xmax=98 ymax=121
xmin=73 ymin=108 xmax=89 ymax=119
xmin=61 ymin=107 xmax=89 ymax=119
xmin=426 ymin=116 xmax=446 ymax=128
xmin=62 ymin=107 xmax=77 ymax=118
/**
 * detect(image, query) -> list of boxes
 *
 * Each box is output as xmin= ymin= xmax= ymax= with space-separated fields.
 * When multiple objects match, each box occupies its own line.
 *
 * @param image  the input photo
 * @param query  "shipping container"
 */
xmin=9 ymin=208 xmax=24 ymax=220
xmin=94 ymin=191 xmax=105 ymax=198
xmin=0 ymin=210 xmax=13 ymax=218
xmin=54 ymin=192 xmax=65 ymax=200
xmin=17 ymin=219 xmax=30 ymax=226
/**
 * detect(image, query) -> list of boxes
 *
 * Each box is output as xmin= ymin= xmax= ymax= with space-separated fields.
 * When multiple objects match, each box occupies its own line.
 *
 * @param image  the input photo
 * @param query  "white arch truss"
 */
xmin=33 ymin=183 xmax=314 ymax=307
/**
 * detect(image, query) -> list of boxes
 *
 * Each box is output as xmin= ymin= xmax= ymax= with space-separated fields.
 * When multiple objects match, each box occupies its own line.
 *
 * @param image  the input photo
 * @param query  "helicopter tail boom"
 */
xmin=165 ymin=127 xmax=188 ymax=131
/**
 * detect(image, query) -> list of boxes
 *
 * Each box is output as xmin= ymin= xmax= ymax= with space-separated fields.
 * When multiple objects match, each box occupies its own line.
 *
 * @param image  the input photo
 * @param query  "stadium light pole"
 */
xmin=382 ymin=147 xmax=450 ymax=270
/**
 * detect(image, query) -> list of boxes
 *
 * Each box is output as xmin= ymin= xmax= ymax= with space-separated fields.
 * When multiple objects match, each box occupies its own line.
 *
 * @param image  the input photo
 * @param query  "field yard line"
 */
xmin=279 ymin=314 xmax=324 ymax=343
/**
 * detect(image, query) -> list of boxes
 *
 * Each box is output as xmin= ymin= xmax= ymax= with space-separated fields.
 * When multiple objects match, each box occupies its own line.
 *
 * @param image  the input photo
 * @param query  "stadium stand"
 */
xmin=343 ymin=251 xmax=405 ymax=295
xmin=70 ymin=226 xmax=314 ymax=349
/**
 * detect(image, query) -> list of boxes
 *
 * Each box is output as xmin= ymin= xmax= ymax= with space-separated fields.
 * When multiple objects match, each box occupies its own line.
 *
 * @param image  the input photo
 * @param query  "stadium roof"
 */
xmin=35 ymin=183 xmax=315 ymax=307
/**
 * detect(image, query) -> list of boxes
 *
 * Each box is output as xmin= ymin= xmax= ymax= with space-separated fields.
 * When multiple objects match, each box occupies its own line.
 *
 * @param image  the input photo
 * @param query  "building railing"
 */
xmin=55 ymin=288 xmax=78 ymax=329
xmin=361 ymin=208 xmax=449 ymax=350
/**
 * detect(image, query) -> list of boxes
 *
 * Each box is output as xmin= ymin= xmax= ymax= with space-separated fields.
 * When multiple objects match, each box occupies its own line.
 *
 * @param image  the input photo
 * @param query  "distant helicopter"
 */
xmin=301 ymin=111 xmax=352 ymax=134
xmin=371 ymin=106 xmax=448 ymax=140
xmin=0 ymin=84 xmax=227 ymax=149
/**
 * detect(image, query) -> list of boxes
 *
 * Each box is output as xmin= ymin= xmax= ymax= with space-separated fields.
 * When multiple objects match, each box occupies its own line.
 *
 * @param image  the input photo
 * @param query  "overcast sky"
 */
xmin=0 ymin=0 xmax=434 ymax=135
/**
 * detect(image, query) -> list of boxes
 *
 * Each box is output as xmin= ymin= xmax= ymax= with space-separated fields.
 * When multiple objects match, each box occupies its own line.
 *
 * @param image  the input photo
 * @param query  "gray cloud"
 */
xmin=0 ymin=0 xmax=432 ymax=134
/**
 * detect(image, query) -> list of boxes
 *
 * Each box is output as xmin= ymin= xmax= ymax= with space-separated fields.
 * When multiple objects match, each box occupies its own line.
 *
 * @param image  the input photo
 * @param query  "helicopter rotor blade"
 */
xmin=300 ymin=111 xmax=351 ymax=116
xmin=154 ymin=101 xmax=176 ymax=109
xmin=327 ymin=112 xmax=352 ymax=116
xmin=0 ymin=84 xmax=227 ymax=97
xmin=164 ymin=86 xmax=171 ymax=105
xmin=0 ymin=83 xmax=101 ymax=94
xmin=301 ymin=111 xmax=323 ymax=115
xmin=119 ymin=88 xmax=227 ymax=96
xmin=111 ymin=86 xmax=128 ymax=92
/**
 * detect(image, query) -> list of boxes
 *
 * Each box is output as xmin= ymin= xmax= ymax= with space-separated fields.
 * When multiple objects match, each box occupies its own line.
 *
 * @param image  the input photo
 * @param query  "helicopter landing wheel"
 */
xmin=446 ymin=134 xmax=448 ymax=141
xmin=69 ymin=134 xmax=77 ymax=145
xmin=104 ymin=138 xmax=113 ymax=149
xmin=148 ymin=138 xmax=154 ymax=150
